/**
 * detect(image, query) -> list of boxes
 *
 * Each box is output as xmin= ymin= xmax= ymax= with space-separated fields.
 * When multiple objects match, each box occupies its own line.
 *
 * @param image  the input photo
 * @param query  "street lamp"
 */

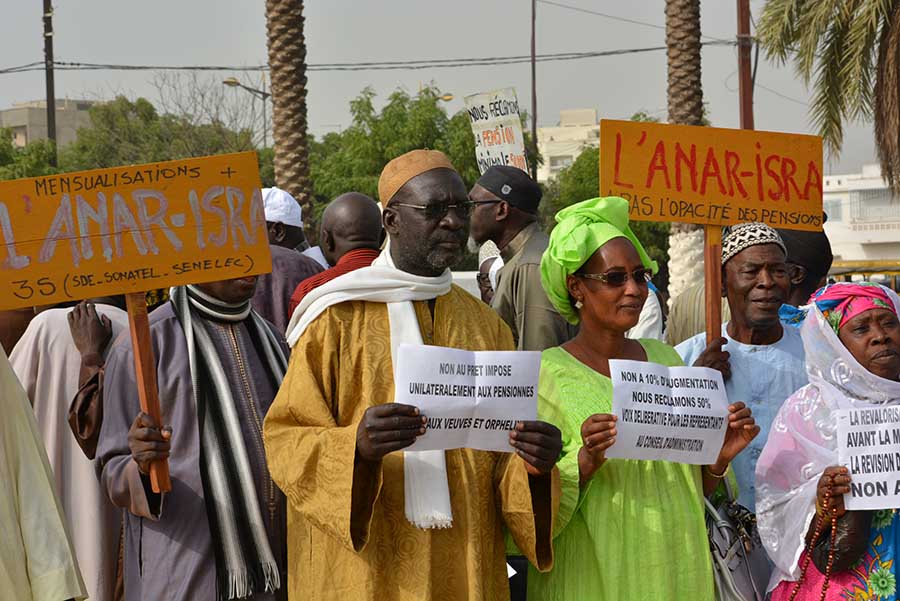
xmin=223 ymin=76 xmax=272 ymax=148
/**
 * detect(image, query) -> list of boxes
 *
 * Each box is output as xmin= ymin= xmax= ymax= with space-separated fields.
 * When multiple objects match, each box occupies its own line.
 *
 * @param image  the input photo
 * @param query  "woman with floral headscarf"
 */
xmin=529 ymin=197 xmax=759 ymax=601
xmin=757 ymin=282 xmax=900 ymax=600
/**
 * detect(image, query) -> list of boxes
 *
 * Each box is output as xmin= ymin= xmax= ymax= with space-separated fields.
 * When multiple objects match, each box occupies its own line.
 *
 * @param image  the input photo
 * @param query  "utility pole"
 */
xmin=43 ymin=0 xmax=57 ymax=166
xmin=530 ymin=0 xmax=538 ymax=180
xmin=736 ymin=0 xmax=754 ymax=130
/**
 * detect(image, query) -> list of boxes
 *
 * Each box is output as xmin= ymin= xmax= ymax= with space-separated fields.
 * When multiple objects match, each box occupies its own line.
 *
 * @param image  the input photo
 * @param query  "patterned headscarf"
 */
xmin=755 ymin=283 xmax=900 ymax=585
xmin=809 ymin=282 xmax=896 ymax=333
xmin=540 ymin=197 xmax=657 ymax=325
xmin=781 ymin=281 xmax=897 ymax=329
xmin=721 ymin=222 xmax=786 ymax=265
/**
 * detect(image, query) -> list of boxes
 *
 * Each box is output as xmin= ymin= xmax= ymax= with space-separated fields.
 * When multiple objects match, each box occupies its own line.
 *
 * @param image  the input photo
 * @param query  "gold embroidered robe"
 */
xmin=264 ymin=285 xmax=558 ymax=601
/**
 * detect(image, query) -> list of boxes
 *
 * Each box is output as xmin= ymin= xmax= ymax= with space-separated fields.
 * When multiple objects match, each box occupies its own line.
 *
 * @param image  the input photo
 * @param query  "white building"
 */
xmin=536 ymin=109 xmax=599 ymax=183
xmin=823 ymin=164 xmax=900 ymax=265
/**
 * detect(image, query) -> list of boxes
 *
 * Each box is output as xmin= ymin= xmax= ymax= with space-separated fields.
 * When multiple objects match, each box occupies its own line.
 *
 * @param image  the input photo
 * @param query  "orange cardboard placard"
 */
xmin=0 ymin=152 xmax=271 ymax=310
xmin=599 ymin=120 xmax=824 ymax=231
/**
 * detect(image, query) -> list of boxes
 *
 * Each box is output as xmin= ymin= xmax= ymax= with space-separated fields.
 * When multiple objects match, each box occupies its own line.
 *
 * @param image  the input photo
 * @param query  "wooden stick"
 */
xmin=704 ymin=225 xmax=723 ymax=346
xmin=125 ymin=292 xmax=171 ymax=493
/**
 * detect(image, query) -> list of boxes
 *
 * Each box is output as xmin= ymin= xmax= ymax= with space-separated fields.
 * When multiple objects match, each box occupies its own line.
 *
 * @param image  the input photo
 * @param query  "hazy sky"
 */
xmin=0 ymin=0 xmax=878 ymax=174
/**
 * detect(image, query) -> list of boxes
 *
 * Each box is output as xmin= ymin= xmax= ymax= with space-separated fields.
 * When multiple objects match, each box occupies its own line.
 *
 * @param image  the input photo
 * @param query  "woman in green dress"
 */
xmin=530 ymin=197 xmax=760 ymax=600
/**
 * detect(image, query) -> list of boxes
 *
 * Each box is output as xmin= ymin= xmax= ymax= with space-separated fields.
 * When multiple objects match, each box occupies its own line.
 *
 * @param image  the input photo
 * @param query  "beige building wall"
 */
xmin=536 ymin=108 xmax=599 ymax=183
xmin=823 ymin=164 xmax=900 ymax=263
xmin=0 ymin=99 xmax=95 ymax=148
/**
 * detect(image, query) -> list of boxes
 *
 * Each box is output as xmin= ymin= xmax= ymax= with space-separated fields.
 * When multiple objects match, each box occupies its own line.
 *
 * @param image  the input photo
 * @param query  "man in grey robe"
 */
xmin=97 ymin=276 xmax=289 ymax=601
xmin=468 ymin=165 xmax=576 ymax=350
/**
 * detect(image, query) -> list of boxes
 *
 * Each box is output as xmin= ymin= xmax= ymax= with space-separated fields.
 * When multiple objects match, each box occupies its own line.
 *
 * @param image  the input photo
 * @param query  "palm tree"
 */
xmin=665 ymin=0 xmax=706 ymax=302
xmin=758 ymin=1 xmax=900 ymax=191
xmin=265 ymin=0 xmax=312 ymax=209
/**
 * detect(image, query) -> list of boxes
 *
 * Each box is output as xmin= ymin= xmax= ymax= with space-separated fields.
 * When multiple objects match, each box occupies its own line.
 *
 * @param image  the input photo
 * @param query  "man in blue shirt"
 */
xmin=677 ymin=223 xmax=808 ymax=510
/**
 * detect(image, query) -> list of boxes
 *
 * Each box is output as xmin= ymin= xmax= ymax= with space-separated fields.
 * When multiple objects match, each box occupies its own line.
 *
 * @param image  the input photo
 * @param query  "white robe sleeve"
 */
xmin=627 ymin=291 xmax=664 ymax=341
xmin=0 ymin=347 xmax=87 ymax=601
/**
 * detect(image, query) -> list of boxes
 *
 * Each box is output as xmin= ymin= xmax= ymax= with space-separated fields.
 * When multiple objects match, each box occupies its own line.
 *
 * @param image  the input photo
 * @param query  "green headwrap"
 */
xmin=540 ymin=196 xmax=658 ymax=325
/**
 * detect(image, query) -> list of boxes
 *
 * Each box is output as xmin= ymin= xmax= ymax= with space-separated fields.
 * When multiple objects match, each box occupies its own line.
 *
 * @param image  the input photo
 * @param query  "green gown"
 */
xmin=528 ymin=339 xmax=715 ymax=601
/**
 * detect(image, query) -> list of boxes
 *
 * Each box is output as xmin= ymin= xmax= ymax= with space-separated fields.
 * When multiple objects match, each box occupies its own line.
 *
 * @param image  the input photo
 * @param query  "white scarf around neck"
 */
xmin=285 ymin=242 xmax=455 ymax=529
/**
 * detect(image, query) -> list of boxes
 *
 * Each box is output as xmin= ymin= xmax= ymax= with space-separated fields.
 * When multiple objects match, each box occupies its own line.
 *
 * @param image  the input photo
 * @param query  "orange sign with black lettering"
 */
xmin=0 ymin=152 xmax=270 ymax=310
xmin=599 ymin=120 xmax=824 ymax=231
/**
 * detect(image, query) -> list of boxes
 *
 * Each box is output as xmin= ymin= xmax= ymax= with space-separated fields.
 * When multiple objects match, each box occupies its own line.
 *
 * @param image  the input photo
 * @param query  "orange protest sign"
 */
xmin=0 ymin=152 xmax=270 ymax=310
xmin=599 ymin=120 xmax=824 ymax=231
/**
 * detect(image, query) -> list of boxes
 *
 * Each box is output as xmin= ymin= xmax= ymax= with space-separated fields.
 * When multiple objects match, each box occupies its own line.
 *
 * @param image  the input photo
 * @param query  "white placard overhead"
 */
xmin=837 ymin=406 xmax=900 ymax=511
xmin=464 ymin=87 xmax=528 ymax=174
xmin=605 ymin=360 xmax=730 ymax=465
xmin=394 ymin=344 xmax=540 ymax=453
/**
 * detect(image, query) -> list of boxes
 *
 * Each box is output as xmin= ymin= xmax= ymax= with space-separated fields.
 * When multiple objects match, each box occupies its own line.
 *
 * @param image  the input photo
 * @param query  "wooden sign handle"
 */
xmin=704 ymin=226 xmax=723 ymax=346
xmin=125 ymin=292 xmax=171 ymax=493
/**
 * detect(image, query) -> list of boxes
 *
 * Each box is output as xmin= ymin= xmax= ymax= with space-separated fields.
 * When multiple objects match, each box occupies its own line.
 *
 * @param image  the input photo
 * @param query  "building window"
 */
xmin=549 ymin=155 xmax=574 ymax=172
xmin=850 ymin=188 xmax=900 ymax=222
xmin=12 ymin=127 xmax=27 ymax=148
xmin=823 ymin=198 xmax=842 ymax=222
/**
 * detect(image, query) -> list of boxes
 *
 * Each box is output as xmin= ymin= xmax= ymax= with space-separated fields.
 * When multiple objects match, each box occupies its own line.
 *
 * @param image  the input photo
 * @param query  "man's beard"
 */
xmin=424 ymin=244 xmax=464 ymax=272
xmin=404 ymin=233 xmax=467 ymax=274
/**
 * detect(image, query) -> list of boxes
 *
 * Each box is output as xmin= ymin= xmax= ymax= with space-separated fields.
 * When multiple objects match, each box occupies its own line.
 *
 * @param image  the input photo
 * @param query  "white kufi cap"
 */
xmin=262 ymin=187 xmax=303 ymax=228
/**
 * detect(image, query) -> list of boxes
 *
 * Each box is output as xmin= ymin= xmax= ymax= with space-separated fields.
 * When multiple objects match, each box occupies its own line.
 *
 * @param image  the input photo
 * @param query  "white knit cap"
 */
xmin=262 ymin=187 xmax=303 ymax=228
xmin=478 ymin=240 xmax=501 ymax=267
xmin=721 ymin=222 xmax=786 ymax=265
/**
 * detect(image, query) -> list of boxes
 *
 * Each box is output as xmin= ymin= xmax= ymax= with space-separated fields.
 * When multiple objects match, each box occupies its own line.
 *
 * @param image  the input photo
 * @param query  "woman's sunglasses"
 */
xmin=576 ymin=268 xmax=653 ymax=287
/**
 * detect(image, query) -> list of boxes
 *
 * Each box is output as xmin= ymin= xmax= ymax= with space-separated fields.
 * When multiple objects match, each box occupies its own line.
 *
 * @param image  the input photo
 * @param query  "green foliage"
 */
xmin=538 ymin=110 xmax=672 ymax=291
xmin=629 ymin=110 xmax=661 ymax=123
xmin=59 ymin=96 xmax=255 ymax=171
xmin=308 ymin=86 xmax=480 ymax=208
xmin=0 ymin=129 xmax=57 ymax=180
xmin=257 ymin=147 xmax=275 ymax=187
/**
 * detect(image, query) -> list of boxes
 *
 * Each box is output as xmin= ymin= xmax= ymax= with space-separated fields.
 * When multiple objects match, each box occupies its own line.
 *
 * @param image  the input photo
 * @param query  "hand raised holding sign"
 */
xmin=356 ymin=404 xmax=427 ymax=463
xmin=716 ymin=402 xmax=760 ymax=466
xmin=691 ymin=337 xmax=731 ymax=381
xmin=509 ymin=421 xmax=563 ymax=477
xmin=578 ymin=414 xmax=618 ymax=485
xmin=128 ymin=412 xmax=172 ymax=476
xmin=68 ymin=301 xmax=113 ymax=363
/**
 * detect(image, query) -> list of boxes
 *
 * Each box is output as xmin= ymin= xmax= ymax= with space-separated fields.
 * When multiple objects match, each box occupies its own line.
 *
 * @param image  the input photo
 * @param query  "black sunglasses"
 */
xmin=576 ymin=268 xmax=653 ymax=287
xmin=392 ymin=201 xmax=473 ymax=220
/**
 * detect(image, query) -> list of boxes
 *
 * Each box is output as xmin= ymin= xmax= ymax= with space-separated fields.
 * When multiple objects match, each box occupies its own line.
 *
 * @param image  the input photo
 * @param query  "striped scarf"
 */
xmin=170 ymin=285 xmax=287 ymax=600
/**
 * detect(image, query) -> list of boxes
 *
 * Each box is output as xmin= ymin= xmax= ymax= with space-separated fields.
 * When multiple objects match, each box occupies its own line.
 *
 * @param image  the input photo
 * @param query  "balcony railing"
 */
xmin=849 ymin=189 xmax=900 ymax=223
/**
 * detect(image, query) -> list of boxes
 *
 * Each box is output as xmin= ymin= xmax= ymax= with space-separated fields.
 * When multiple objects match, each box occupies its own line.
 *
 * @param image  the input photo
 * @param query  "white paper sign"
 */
xmin=464 ymin=87 xmax=528 ymax=174
xmin=394 ymin=344 xmax=540 ymax=452
xmin=837 ymin=406 xmax=900 ymax=510
xmin=605 ymin=360 xmax=729 ymax=465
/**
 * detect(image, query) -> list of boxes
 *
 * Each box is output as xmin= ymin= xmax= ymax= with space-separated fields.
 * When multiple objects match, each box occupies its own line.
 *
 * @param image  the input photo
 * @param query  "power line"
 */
xmin=755 ymin=82 xmax=808 ymax=106
xmin=0 ymin=61 xmax=44 ymax=74
xmin=0 ymin=42 xmax=736 ymax=76
xmin=537 ymin=0 xmax=666 ymax=32
xmin=536 ymin=0 xmax=732 ymax=43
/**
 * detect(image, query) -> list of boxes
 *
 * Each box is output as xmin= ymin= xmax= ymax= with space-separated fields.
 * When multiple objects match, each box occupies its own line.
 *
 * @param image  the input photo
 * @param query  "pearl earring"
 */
xmin=575 ymin=300 xmax=584 ymax=309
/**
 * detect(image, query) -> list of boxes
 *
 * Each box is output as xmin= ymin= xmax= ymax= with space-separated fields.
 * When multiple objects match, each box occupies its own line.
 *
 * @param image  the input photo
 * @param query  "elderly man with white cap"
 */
xmin=263 ymin=186 xmax=308 ymax=250
xmin=252 ymin=188 xmax=323 ymax=331
xmin=263 ymin=186 xmax=330 ymax=269
xmin=676 ymin=222 xmax=807 ymax=510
